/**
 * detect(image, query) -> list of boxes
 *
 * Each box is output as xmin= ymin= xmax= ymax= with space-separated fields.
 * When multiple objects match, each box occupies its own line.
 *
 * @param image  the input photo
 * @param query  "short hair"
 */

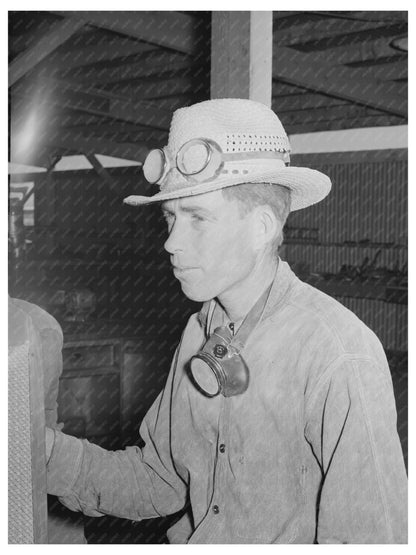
xmin=222 ymin=183 xmax=291 ymax=253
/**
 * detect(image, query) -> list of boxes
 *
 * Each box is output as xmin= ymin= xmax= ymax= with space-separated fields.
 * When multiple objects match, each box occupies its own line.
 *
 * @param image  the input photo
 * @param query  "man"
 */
xmin=46 ymin=99 xmax=407 ymax=544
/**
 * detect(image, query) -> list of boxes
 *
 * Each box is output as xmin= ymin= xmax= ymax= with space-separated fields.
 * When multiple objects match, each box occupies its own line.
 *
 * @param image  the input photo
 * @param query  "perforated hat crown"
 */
xmin=168 ymin=98 xmax=290 ymax=157
xmin=124 ymin=98 xmax=331 ymax=211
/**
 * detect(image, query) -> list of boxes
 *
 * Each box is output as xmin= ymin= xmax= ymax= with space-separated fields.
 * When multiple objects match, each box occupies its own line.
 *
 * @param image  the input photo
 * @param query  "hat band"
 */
xmin=221 ymin=150 xmax=290 ymax=163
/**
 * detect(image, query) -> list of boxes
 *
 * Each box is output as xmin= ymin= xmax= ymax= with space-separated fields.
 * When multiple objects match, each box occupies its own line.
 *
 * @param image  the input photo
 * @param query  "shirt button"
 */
xmin=212 ymin=505 xmax=220 ymax=514
xmin=219 ymin=444 xmax=225 ymax=453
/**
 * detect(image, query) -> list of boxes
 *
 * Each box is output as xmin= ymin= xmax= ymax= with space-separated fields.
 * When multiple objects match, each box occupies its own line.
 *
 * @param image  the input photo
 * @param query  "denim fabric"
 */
xmin=47 ymin=261 xmax=407 ymax=543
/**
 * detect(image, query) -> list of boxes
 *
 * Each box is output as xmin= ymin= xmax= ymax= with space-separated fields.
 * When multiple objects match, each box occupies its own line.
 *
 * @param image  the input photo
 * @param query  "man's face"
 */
xmin=162 ymin=190 xmax=258 ymax=302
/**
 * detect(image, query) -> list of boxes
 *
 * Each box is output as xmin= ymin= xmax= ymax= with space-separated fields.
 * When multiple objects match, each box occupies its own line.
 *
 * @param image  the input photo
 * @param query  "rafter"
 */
xmin=273 ymin=14 xmax=407 ymax=47
xmin=107 ymin=76 xmax=195 ymax=100
xmin=289 ymin=22 xmax=407 ymax=52
xmin=273 ymin=92 xmax=348 ymax=112
xmin=9 ymin=16 xmax=87 ymax=86
xmin=51 ymin=11 xmax=199 ymax=55
xmin=57 ymin=50 xmax=193 ymax=85
xmin=299 ymin=36 xmax=407 ymax=66
xmin=273 ymin=46 xmax=407 ymax=117
xmin=38 ymin=39 xmax=156 ymax=73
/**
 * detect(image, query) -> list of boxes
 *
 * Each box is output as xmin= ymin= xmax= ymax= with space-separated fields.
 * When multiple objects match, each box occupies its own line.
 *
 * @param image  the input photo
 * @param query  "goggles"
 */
xmin=143 ymin=138 xmax=290 ymax=185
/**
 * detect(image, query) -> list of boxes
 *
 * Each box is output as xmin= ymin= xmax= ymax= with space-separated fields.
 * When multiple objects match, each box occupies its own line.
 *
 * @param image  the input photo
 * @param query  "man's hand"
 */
xmin=45 ymin=427 xmax=55 ymax=464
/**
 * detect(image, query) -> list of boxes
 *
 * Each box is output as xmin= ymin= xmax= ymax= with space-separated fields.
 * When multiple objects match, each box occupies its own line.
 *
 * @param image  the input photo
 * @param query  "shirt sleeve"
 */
xmin=304 ymin=355 xmax=407 ymax=544
xmin=47 ymin=349 xmax=188 ymax=521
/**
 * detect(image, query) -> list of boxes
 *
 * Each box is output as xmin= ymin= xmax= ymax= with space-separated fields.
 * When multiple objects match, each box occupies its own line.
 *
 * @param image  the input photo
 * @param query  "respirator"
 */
xmin=189 ymin=282 xmax=273 ymax=398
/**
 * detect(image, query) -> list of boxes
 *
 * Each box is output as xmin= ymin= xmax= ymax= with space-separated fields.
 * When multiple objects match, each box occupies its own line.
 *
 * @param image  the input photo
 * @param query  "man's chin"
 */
xmin=180 ymin=283 xmax=213 ymax=303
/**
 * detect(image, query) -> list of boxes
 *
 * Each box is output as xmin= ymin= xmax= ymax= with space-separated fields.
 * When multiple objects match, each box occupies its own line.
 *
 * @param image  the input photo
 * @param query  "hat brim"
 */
xmin=123 ymin=167 xmax=331 ymax=211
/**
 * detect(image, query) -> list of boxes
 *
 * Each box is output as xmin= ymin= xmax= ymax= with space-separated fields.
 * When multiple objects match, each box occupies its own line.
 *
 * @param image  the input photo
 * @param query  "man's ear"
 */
xmin=252 ymin=205 xmax=282 ymax=250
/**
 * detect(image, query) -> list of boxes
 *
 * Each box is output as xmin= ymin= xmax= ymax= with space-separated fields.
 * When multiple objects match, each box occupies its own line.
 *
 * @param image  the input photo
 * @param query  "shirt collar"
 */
xmin=197 ymin=258 xmax=296 ymax=332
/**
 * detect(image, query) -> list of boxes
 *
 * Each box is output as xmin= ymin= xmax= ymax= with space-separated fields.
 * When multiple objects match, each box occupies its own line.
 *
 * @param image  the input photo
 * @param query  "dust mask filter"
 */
xmin=189 ymin=281 xmax=273 ymax=398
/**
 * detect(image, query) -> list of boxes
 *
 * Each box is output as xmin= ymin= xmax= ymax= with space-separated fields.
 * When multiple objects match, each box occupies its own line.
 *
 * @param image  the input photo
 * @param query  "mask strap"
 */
xmin=198 ymin=300 xmax=217 ymax=338
xmin=231 ymin=261 xmax=279 ymax=352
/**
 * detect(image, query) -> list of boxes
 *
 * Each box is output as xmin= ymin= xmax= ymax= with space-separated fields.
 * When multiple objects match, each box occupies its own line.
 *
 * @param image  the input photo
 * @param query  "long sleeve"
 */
xmin=47 ymin=351 xmax=188 ymax=521
xmin=304 ymin=355 xmax=407 ymax=544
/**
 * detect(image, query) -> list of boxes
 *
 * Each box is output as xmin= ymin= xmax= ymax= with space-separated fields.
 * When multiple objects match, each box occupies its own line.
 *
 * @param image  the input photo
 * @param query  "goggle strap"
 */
xmin=222 ymin=151 xmax=289 ymax=163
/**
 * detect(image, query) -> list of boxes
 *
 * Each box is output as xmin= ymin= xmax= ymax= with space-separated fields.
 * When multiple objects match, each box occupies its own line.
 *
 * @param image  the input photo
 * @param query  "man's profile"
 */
xmin=45 ymin=98 xmax=407 ymax=544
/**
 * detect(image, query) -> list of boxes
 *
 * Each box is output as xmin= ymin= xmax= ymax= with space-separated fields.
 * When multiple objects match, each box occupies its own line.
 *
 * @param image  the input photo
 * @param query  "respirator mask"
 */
xmin=189 ymin=282 xmax=273 ymax=398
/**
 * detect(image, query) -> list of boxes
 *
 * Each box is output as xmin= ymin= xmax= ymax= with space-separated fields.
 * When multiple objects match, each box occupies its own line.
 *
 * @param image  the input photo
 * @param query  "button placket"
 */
xmin=209 ymin=397 xmax=231 ymax=521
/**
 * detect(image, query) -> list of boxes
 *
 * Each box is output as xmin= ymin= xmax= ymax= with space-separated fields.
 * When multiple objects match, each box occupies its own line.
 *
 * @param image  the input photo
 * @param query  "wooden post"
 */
xmin=211 ymin=11 xmax=273 ymax=107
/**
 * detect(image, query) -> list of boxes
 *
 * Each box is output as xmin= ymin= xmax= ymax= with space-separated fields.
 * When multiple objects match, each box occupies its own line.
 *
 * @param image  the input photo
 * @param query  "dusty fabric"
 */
xmin=47 ymin=260 xmax=407 ymax=543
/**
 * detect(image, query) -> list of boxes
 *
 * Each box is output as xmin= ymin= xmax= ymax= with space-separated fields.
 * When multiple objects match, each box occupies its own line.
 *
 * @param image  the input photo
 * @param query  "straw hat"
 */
xmin=123 ymin=98 xmax=331 ymax=211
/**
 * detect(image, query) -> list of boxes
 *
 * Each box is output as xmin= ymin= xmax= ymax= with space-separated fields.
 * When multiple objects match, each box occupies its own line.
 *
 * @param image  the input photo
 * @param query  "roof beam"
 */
xmin=107 ymin=76 xmax=194 ymax=100
xmin=9 ymin=16 xmax=86 ymax=86
xmin=45 ymin=133 xmax=148 ymax=162
xmin=57 ymin=51 xmax=192 ymax=85
xmin=274 ymin=15 xmax=406 ymax=47
xmin=352 ymin=61 xmax=407 ymax=82
xmin=288 ymin=22 xmax=407 ymax=52
xmin=273 ymin=46 xmax=407 ymax=117
xmin=51 ymin=11 xmax=199 ymax=55
xmin=300 ymin=36 xmax=407 ymax=66
xmin=273 ymin=92 xmax=348 ymax=112
xmin=38 ymin=39 xmax=156 ymax=73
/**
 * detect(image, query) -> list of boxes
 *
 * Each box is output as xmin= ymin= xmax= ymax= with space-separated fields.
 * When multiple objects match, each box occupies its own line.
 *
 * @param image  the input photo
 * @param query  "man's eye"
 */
xmin=192 ymin=214 xmax=205 ymax=222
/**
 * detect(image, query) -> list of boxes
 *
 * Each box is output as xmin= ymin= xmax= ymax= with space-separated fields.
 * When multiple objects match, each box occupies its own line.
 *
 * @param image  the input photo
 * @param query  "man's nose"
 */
xmin=164 ymin=221 xmax=185 ymax=254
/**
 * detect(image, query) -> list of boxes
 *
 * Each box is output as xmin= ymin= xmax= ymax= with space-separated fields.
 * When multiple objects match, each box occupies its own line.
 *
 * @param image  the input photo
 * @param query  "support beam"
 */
xmin=273 ymin=46 xmax=407 ymax=117
xmin=86 ymin=154 xmax=114 ymax=186
xmin=52 ymin=11 xmax=199 ymax=55
xmin=211 ymin=11 xmax=273 ymax=106
xmin=9 ymin=17 xmax=86 ymax=86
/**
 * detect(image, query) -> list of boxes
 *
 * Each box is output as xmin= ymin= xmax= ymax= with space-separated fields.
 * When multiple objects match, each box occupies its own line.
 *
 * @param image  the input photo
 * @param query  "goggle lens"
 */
xmin=143 ymin=149 xmax=166 ymax=184
xmin=177 ymin=141 xmax=211 ymax=175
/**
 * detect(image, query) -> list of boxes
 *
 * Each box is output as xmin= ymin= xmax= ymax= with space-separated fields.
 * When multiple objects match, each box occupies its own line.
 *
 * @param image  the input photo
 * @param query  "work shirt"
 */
xmin=47 ymin=260 xmax=407 ymax=543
